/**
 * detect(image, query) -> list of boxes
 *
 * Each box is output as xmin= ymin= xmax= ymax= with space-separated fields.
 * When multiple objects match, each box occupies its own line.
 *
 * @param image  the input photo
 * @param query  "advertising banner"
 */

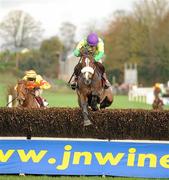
xmin=0 ymin=139 xmax=169 ymax=178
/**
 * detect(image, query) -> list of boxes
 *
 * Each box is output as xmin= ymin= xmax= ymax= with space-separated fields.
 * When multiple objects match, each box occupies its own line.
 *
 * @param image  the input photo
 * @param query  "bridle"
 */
xmin=81 ymin=55 xmax=96 ymax=85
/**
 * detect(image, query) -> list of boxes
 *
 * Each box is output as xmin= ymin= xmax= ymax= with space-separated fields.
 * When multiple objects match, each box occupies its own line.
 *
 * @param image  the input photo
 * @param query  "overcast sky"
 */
xmin=0 ymin=0 xmax=137 ymax=39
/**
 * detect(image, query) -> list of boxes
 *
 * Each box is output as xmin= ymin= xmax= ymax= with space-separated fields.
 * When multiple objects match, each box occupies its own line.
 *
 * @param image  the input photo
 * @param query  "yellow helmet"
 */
xmin=155 ymin=83 xmax=160 ymax=88
xmin=25 ymin=70 xmax=37 ymax=79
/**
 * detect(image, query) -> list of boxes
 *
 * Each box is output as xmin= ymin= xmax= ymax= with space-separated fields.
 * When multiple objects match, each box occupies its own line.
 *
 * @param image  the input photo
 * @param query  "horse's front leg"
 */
xmin=91 ymin=92 xmax=99 ymax=111
xmin=80 ymin=94 xmax=92 ymax=126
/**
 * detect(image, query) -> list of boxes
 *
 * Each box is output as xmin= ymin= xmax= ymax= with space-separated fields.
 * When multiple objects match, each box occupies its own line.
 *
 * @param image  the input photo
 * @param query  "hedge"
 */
xmin=0 ymin=108 xmax=168 ymax=140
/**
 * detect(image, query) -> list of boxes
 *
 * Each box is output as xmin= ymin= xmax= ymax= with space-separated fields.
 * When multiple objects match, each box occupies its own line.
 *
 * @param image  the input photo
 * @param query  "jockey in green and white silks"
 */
xmin=70 ymin=32 xmax=111 ymax=90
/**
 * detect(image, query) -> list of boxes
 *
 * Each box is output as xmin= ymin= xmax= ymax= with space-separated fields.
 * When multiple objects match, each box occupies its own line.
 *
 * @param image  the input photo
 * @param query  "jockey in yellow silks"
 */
xmin=17 ymin=70 xmax=51 ymax=107
xmin=22 ymin=70 xmax=51 ymax=90
xmin=70 ymin=32 xmax=111 ymax=90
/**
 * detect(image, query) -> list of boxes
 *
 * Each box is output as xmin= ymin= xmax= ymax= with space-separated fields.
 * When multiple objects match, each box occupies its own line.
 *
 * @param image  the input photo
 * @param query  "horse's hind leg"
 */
xmin=100 ymin=96 xmax=113 ymax=109
xmin=100 ymin=88 xmax=113 ymax=109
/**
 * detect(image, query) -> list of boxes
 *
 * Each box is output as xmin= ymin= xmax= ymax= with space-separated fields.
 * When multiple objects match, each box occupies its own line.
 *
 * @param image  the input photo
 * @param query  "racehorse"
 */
xmin=76 ymin=49 xmax=113 ymax=126
xmin=152 ymin=96 xmax=164 ymax=110
xmin=152 ymin=86 xmax=164 ymax=110
xmin=16 ymin=80 xmax=40 ymax=108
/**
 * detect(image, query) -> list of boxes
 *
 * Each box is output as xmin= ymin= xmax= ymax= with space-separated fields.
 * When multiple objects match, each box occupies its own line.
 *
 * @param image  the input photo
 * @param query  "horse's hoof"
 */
xmin=92 ymin=106 xmax=99 ymax=111
xmin=84 ymin=120 xmax=92 ymax=126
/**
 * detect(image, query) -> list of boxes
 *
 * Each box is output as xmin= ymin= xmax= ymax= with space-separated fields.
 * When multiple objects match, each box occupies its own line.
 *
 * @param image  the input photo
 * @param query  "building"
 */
xmin=59 ymin=54 xmax=79 ymax=81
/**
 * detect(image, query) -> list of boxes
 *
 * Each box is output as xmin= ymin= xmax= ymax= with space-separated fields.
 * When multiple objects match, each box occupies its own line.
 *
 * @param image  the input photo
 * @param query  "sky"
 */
xmin=0 ymin=0 xmax=137 ymax=39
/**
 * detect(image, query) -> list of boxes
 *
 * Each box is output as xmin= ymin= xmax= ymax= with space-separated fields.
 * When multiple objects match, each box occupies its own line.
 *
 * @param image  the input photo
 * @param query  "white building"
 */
xmin=59 ymin=54 xmax=79 ymax=81
xmin=124 ymin=63 xmax=138 ymax=85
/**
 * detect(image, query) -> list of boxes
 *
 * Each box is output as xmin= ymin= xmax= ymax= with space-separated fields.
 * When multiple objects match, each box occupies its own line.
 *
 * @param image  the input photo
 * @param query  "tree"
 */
xmin=104 ymin=11 xmax=133 ymax=82
xmin=133 ymin=0 xmax=169 ymax=84
xmin=39 ymin=36 xmax=63 ymax=77
xmin=81 ymin=19 xmax=100 ymax=37
xmin=0 ymin=10 xmax=43 ymax=51
xmin=133 ymin=0 xmax=169 ymax=27
xmin=104 ymin=0 xmax=169 ymax=85
xmin=19 ymin=49 xmax=42 ymax=74
xmin=59 ymin=22 xmax=76 ymax=61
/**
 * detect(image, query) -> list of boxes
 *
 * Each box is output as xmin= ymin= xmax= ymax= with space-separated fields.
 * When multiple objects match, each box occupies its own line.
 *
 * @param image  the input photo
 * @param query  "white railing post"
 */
xmin=128 ymin=87 xmax=154 ymax=104
xmin=8 ymin=95 xmax=13 ymax=107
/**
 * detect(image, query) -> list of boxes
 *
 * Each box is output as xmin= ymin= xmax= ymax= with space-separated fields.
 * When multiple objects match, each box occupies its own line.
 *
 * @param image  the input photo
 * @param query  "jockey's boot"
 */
xmin=103 ymin=73 xmax=111 ymax=89
xmin=70 ymin=75 xmax=78 ymax=90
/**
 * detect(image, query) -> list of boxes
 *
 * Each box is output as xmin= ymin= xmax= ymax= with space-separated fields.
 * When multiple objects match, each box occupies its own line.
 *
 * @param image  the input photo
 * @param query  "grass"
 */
xmin=0 ymin=72 xmax=164 ymax=109
xmin=0 ymin=72 xmax=18 ymax=107
xmin=43 ymin=91 xmax=153 ymax=109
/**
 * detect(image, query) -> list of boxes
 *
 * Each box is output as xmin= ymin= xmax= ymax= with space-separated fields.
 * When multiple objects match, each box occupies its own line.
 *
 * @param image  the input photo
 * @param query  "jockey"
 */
xmin=152 ymin=83 xmax=164 ymax=110
xmin=70 ymin=32 xmax=111 ymax=90
xmin=22 ymin=70 xmax=51 ymax=107
xmin=153 ymin=83 xmax=162 ymax=98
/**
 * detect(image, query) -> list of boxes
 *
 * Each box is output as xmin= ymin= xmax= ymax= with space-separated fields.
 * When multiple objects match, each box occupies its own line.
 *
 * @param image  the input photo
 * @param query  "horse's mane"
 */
xmin=16 ymin=79 xmax=39 ymax=108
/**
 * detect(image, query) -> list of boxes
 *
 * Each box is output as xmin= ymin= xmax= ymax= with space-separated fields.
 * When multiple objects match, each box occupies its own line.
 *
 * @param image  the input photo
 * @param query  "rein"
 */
xmin=68 ymin=57 xmax=82 ymax=84
xmin=6 ymin=95 xmax=18 ymax=107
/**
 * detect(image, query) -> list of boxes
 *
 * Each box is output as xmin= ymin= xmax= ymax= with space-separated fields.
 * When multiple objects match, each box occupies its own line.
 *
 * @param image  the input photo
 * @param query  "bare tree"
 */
xmin=133 ymin=0 xmax=169 ymax=27
xmin=81 ymin=19 xmax=99 ymax=36
xmin=59 ymin=22 xmax=76 ymax=61
xmin=133 ymin=0 xmax=169 ymax=62
xmin=0 ymin=10 xmax=43 ymax=51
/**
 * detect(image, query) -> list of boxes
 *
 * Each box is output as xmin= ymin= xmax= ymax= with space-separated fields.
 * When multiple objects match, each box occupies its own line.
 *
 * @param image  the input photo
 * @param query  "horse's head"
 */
xmin=16 ymin=80 xmax=28 ymax=105
xmin=80 ymin=49 xmax=95 ymax=85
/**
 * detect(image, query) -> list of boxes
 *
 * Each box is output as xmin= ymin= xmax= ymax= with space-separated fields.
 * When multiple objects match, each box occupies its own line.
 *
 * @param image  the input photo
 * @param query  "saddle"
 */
xmin=35 ymin=96 xmax=44 ymax=107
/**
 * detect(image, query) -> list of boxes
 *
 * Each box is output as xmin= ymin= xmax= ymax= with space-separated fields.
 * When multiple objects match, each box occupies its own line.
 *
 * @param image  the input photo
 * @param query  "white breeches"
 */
xmin=97 ymin=59 xmax=103 ymax=63
xmin=35 ymin=89 xmax=43 ymax=97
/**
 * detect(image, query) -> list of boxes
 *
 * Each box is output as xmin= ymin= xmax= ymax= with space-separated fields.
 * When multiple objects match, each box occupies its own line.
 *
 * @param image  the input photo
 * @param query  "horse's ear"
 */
xmin=17 ymin=79 xmax=24 ymax=84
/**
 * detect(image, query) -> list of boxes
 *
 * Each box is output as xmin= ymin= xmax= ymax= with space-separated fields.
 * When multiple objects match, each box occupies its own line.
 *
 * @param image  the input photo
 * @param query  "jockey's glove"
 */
xmin=94 ymin=52 xmax=104 ymax=62
xmin=74 ymin=49 xmax=80 ymax=57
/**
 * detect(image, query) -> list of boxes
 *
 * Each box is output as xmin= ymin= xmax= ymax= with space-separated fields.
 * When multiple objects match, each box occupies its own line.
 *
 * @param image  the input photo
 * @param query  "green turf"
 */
xmin=0 ymin=72 xmax=18 ymax=107
xmin=43 ymin=91 xmax=78 ymax=107
xmin=0 ymin=72 xmax=160 ymax=109
xmin=43 ymin=91 xmax=153 ymax=109
xmin=0 ymin=72 xmax=168 ymax=109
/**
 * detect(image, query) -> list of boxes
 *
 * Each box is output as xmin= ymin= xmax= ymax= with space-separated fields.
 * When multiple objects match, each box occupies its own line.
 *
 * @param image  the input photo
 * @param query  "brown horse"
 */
xmin=152 ymin=87 xmax=164 ymax=110
xmin=76 ymin=53 xmax=113 ymax=126
xmin=152 ymin=96 xmax=164 ymax=110
xmin=16 ymin=80 xmax=40 ymax=108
